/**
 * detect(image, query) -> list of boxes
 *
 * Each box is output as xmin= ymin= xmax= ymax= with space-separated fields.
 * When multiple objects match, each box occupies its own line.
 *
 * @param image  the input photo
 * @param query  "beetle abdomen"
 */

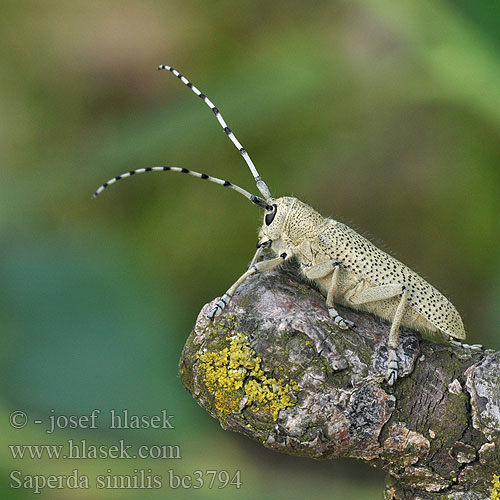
xmin=313 ymin=221 xmax=466 ymax=340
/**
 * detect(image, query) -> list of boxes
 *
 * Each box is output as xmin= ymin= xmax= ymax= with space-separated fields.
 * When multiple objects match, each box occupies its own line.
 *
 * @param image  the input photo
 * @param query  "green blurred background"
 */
xmin=1 ymin=1 xmax=499 ymax=498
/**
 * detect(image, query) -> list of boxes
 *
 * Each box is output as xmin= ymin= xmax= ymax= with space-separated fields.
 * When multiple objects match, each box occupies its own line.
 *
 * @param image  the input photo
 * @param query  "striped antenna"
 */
xmin=92 ymin=166 xmax=270 ymax=209
xmin=158 ymin=64 xmax=272 ymax=201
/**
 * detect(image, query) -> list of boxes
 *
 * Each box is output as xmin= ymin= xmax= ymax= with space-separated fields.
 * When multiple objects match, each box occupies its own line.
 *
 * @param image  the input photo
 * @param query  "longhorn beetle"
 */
xmin=94 ymin=64 xmax=467 ymax=385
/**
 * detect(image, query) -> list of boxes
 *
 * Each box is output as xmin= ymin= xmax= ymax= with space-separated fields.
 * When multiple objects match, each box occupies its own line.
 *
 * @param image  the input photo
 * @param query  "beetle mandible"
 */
xmin=94 ymin=65 xmax=466 ymax=385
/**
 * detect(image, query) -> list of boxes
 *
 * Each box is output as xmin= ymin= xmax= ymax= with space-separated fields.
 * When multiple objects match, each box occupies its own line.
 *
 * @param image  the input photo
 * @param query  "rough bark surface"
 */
xmin=179 ymin=263 xmax=500 ymax=499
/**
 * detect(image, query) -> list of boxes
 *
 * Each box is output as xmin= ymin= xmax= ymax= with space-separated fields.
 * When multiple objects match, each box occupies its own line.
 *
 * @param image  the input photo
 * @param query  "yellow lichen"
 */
xmin=491 ymin=474 xmax=500 ymax=500
xmin=198 ymin=332 xmax=297 ymax=420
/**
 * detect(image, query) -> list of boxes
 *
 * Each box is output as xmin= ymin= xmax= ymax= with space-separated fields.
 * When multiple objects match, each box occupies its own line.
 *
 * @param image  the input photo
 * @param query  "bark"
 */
xmin=179 ymin=262 xmax=500 ymax=499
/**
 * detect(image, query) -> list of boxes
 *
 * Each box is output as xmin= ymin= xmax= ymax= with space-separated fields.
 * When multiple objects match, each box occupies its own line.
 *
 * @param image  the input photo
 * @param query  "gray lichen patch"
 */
xmin=465 ymin=352 xmax=500 ymax=439
xmin=478 ymin=442 xmax=496 ymax=465
xmin=383 ymin=422 xmax=430 ymax=466
xmin=347 ymin=384 xmax=395 ymax=460
xmin=444 ymin=490 xmax=493 ymax=500
xmin=448 ymin=378 xmax=463 ymax=395
xmin=393 ymin=465 xmax=451 ymax=492
xmin=449 ymin=441 xmax=477 ymax=464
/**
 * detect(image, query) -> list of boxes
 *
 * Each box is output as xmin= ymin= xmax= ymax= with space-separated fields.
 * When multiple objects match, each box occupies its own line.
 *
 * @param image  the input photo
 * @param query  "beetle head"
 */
xmin=257 ymin=197 xmax=296 ymax=247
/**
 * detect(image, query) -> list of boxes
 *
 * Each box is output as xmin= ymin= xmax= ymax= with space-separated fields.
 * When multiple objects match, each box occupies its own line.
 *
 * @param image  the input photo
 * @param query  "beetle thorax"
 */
xmin=282 ymin=198 xmax=325 ymax=245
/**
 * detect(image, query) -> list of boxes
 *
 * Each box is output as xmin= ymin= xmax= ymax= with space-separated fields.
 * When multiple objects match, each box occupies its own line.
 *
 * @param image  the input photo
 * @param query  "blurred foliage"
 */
xmin=1 ymin=1 xmax=499 ymax=499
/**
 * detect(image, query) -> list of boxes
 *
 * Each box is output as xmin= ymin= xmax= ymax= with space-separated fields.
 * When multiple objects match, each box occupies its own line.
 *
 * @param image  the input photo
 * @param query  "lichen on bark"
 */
xmin=179 ymin=263 xmax=499 ymax=499
xmin=196 ymin=330 xmax=298 ymax=420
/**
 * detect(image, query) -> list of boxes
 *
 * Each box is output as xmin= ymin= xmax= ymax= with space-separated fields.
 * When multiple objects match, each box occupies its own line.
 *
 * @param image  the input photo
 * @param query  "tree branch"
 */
xmin=179 ymin=263 xmax=500 ymax=499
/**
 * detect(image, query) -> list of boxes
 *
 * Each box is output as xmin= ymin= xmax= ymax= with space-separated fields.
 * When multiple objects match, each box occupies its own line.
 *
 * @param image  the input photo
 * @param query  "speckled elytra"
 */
xmin=94 ymin=64 xmax=468 ymax=386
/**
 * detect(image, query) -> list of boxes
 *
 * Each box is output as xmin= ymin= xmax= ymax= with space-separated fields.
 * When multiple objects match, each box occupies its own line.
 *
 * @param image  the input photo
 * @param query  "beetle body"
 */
xmin=94 ymin=64 xmax=467 ymax=386
xmin=259 ymin=196 xmax=465 ymax=340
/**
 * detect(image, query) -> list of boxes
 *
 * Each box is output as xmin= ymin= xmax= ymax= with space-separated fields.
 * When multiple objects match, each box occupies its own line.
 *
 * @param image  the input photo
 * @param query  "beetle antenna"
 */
xmin=92 ymin=166 xmax=270 ymax=209
xmin=158 ymin=64 xmax=272 ymax=201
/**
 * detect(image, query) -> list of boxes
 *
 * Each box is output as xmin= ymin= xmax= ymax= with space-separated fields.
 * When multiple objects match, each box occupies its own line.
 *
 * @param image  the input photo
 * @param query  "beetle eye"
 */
xmin=265 ymin=204 xmax=277 ymax=226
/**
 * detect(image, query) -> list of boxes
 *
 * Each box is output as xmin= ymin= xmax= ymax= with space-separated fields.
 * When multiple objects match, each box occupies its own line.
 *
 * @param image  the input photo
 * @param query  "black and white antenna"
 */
xmin=92 ymin=166 xmax=270 ymax=209
xmin=93 ymin=65 xmax=273 ymax=206
xmin=157 ymin=64 xmax=272 ymax=201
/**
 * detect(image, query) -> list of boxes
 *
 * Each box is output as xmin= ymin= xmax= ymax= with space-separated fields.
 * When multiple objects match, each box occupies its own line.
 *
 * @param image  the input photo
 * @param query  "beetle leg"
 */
xmin=346 ymin=283 xmax=404 ymax=305
xmin=207 ymin=251 xmax=292 ymax=320
xmin=386 ymin=289 xmax=408 ymax=385
xmin=345 ymin=283 xmax=407 ymax=385
xmin=305 ymin=261 xmax=354 ymax=330
xmin=248 ymin=246 xmax=264 ymax=269
xmin=326 ymin=265 xmax=355 ymax=330
xmin=304 ymin=260 xmax=337 ymax=280
xmin=449 ymin=339 xmax=483 ymax=351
